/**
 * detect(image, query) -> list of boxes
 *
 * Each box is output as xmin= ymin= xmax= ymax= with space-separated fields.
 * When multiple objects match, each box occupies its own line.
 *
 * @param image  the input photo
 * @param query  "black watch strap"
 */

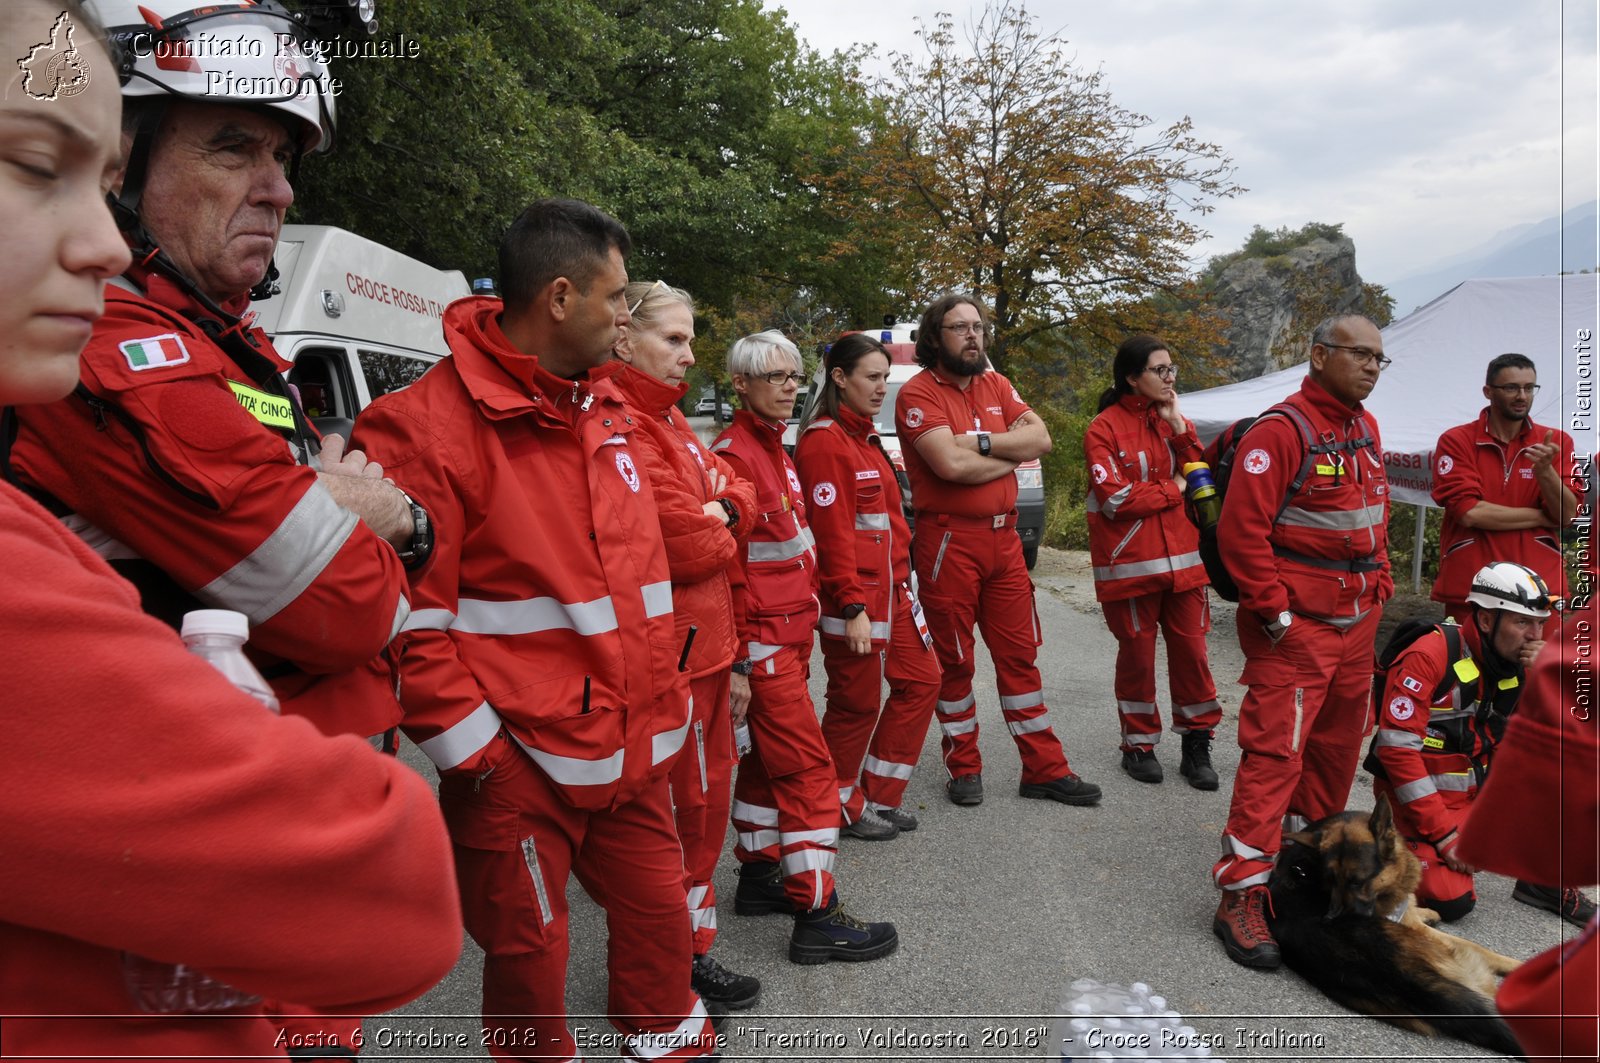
xmin=717 ymin=497 xmax=739 ymax=529
xmin=841 ymin=603 xmax=866 ymax=620
xmin=730 ymin=657 xmax=754 ymax=675
xmin=396 ymin=492 xmax=433 ymax=570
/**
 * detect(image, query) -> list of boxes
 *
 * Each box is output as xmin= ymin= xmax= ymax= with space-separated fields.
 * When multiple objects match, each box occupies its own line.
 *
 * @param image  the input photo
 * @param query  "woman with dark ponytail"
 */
xmin=1083 ymin=336 xmax=1222 ymax=790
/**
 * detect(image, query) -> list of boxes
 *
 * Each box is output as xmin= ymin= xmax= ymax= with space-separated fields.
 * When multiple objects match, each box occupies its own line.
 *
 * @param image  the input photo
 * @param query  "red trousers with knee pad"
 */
xmin=671 ymin=669 xmax=735 ymax=955
xmin=1100 ymin=586 xmax=1221 ymax=750
xmin=1214 ymin=609 xmax=1379 ymax=891
xmin=440 ymin=735 xmax=715 ymax=1062
xmin=913 ymin=516 xmax=1072 ymax=784
xmin=819 ymin=588 xmax=940 ymax=820
xmin=730 ymin=643 xmax=840 ymax=912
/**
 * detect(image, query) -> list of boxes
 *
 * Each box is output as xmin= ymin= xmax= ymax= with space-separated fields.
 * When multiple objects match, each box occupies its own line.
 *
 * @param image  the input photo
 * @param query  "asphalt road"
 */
xmin=368 ymin=548 xmax=1577 ymax=1062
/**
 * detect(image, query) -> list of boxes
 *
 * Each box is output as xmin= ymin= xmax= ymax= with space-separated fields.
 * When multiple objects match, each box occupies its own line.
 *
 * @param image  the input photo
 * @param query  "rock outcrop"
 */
xmin=1210 ymin=235 xmax=1366 ymax=378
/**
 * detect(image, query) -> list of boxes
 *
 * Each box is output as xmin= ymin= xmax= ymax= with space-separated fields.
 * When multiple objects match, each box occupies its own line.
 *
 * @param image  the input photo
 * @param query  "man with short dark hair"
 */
xmin=1432 ymin=353 xmax=1583 ymax=637
xmin=1211 ymin=313 xmax=1393 ymax=970
xmin=354 ymin=199 xmax=719 ymax=1061
xmin=892 ymin=293 xmax=1101 ymax=809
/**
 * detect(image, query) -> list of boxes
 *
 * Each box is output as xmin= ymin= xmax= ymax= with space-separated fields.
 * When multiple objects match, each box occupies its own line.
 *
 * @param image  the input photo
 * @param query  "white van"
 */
xmin=249 ymin=224 xmax=470 ymax=437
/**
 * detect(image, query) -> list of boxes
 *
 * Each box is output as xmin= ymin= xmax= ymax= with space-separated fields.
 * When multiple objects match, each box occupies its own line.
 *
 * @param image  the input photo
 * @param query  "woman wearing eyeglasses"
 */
xmin=611 ymin=280 xmax=763 ymax=1009
xmin=1084 ymin=335 xmax=1222 ymax=790
xmin=794 ymin=333 xmax=940 ymax=842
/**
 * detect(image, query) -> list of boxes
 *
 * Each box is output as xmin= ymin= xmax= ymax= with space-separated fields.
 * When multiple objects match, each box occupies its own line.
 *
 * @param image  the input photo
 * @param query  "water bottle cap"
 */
xmin=181 ymin=609 xmax=250 ymax=640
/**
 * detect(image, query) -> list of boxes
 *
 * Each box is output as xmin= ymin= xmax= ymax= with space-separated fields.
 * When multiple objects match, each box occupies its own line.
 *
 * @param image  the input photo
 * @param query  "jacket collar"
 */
xmin=831 ymin=403 xmax=876 ymax=438
xmin=1473 ymin=406 xmax=1538 ymax=446
xmin=444 ymin=297 xmax=626 ymax=420
xmin=1299 ymin=375 xmax=1368 ymax=422
xmin=732 ymin=408 xmax=786 ymax=446
xmin=615 ymin=363 xmax=689 ymax=416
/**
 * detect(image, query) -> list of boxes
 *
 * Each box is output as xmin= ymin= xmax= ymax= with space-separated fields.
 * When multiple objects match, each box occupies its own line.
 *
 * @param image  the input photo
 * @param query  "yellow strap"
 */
xmin=1313 ymin=464 xmax=1340 ymax=475
xmin=227 ymin=381 xmax=296 ymax=430
xmin=1453 ymin=657 xmax=1480 ymax=683
xmin=1498 ymin=676 xmax=1520 ymax=691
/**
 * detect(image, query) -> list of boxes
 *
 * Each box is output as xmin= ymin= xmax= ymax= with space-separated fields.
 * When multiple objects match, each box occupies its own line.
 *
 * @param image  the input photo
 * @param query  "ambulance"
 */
xmin=249 ymin=224 xmax=471 ymax=438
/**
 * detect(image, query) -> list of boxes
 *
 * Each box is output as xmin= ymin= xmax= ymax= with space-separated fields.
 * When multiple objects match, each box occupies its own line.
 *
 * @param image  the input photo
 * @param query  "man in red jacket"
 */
xmin=1432 ymin=353 xmax=1584 ymax=639
xmin=893 ymin=294 xmax=1101 ymax=809
xmin=1211 ymin=313 xmax=1393 ymax=970
xmin=354 ymin=201 xmax=718 ymax=1060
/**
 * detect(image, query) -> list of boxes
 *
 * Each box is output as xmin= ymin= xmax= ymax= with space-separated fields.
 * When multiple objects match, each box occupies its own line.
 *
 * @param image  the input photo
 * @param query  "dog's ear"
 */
xmin=1284 ymin=829 xmax=1317 ymax=849
xmin=1369 ymin=795 xmax=1397 ymax=853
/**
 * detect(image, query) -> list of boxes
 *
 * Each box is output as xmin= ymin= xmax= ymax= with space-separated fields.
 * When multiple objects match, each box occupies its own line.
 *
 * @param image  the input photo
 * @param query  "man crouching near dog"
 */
xmin=1209 ymin=314 xmax=1393 ymax=970
xmin=1368 ymin=562 xmax=1596 ymax=927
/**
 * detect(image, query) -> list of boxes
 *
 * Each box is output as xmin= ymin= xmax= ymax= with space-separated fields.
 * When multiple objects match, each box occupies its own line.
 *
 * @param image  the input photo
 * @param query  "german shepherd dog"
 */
xmin=1268 ymin=795 xmax=1525 ymax=1057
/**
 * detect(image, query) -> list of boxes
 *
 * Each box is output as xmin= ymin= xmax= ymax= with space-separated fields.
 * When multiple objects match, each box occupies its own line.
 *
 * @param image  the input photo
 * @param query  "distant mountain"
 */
xmin=1384 ymin=200 xmax=1598 ymax=318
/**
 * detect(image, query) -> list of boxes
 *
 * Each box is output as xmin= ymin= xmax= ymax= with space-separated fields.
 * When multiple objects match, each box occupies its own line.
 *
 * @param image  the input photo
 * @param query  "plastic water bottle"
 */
xmin=1050 ymin=978 xmax=1224 ymax=1061
xmin=1182 ymin=462 xmax=1221 ymax=530
xmin=121 ymin=609 xmax=272 ymax=1013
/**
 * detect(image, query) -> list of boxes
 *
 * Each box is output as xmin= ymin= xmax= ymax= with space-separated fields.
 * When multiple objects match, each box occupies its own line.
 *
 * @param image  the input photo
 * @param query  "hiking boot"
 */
xmin=1512 ymin=881 xmax=1599 ymax=928
xmin=1120 ymin=748 xmax=1163 ymax=784
xmin=789 ymin=895 xmax=899 ymax=965
xmin=1213 ymin=885 xmax=1281 ymax=970
xmin=1019 ymin=772 xmax=1103 ymax=806
xmin=1179 ymin=731 xmax=1219 ymax=791
xmin=692 ymin=953 xmax=761 ymax=1011
xmin=842 ymin=807 xmax=899 ymax=841
xmin=875 ymin=806 xmax=919 ymax=832
xmin=946 ymin=773 xmax=984 ymax=806
xmin=733 ymin=860 xmax=797 ymax=916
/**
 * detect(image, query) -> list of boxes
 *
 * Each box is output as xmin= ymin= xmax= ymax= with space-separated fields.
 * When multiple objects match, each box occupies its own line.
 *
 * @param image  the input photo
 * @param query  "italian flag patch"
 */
xmin=119 ymin=333 xmax=191 ymax=371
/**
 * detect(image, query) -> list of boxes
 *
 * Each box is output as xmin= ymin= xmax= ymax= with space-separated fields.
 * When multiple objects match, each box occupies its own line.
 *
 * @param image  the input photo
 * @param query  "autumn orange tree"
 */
xmin=828 ymin=1 xmax=1242 ymax=373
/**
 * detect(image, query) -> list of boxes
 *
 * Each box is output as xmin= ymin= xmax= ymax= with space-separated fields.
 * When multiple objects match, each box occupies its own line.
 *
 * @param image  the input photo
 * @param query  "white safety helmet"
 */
xmin=88 ymin=0 xmax=335 ymax=153
xmin=1466 ymin=561 xmax=1555 ymax=619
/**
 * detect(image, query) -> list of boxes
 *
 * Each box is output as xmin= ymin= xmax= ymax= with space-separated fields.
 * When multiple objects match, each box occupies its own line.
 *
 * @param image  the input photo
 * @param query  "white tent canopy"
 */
xmin=1181 ymin=275 xmax=1599 ymax=507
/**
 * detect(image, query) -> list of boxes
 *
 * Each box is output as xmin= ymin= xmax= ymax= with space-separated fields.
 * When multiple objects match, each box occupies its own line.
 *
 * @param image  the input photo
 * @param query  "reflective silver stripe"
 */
xmin=1098 ymin=484 xmax=1133 ymax=518
xmin=1429 ymin=707 xmax=1475 ymax=723
xmin=781 ymin=827 xmax=839 ymax=848
xmin=737 ymin=828 xmax=780 ymax=851
xmin=628 ymin=1000 xmax=708 ymax=1060
xmin=1117 ymin=699 xmax=1157 ymax=717
xmin=1123 ymin=732 xmax=1158 ymax=747
xmin=1374 ymin=730 xmax=1424 ymax=750
xmin=1176 ymin=700 xmax=1220 ymax=720
xmin=747 ymin=641 xmax=784 ymax=662
xmin=1007 ymin=715 xmax=1052 ymax=736
xmin=864 ymin=754 xmax=915 ymax=781
xmin=856 ymin=513 xmax=891 ymax=530
xmin=1137 ymin=451 xmax=1149 ymax=480
xmin=522 ymin=836 xmax=554 ymax=926
xmin=804 ymin=417 xmax=835 ymax=432
xmin=641 ymin=580 xmax=674 ymax=619
xmin=686 ymin=884 xmax=709 ymax=911
xmin=1223 ymin=834 xmax=1267 ymax=860
xmin=938 ymin=693 xmax=976 ymax=715
xmin=1108 ymin=519 xmax=1143 ymax=560
xmin=779 ymin=847 xmax=837 ymax=910
xmin=401 ymin=607 xmax=455 ymax=632
xmin=513 ymin=737 xmax=625 ymax=788
xmin=417 ymin=701 xmax=501 ymax=770
xmin=60 ymin=513 xmax=141 ymax=562
xmin=731 ymin=800 xmax=780 ymax=826
xmin=1393 ymin=777 xmax=1437 ymax=803
xmin=709 ymin=439 xmax=731 ymax=452
xmin=200 ymin=481 xmax=357 ymax=625
xmin=1430 ymin=772 xmax=1475 ymax=792
xmin=387 ymin=596 xmax=411 ymax=644
xmin=930 ymin=531 xmax=952 ymax=582
xmin=1291 ymin=688 xmax=1304 ymax=753
xmin=838 ymin=785 xmax=854 ymax=804
xmin=454 ymin=594 xmax=618 ymax=636
xmin=1281 ymin=814 xmax=1309 ymax=833
xmin=748 ymin=533 xmax=811 ymax=562
xmin=694 ymin=722 xmax=707 ymax=792
xmin=818 ymin=615 xmax=891 ymax=639
xmin=1092 ymin=551 xmax=1204 ymax=582
xmin=1277 ymin=503 xmax=1388 ymax=532
xmin=940 ymin=717 xmax=978 ymax=737
xmin=999 ymin=689 xmax=1044 ymax=711
xmin=652 ymin=706 xmax=691 ymax=766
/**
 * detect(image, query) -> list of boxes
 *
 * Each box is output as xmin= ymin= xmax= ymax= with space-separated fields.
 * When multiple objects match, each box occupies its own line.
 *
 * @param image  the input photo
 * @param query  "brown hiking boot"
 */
xmin=1213 ymin=885 xmax=1281 ymax=969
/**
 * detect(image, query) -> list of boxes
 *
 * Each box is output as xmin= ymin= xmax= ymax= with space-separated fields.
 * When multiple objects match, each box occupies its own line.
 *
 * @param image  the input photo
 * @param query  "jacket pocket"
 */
xmin=1284 ymin=571 xmax=1345 ymax=619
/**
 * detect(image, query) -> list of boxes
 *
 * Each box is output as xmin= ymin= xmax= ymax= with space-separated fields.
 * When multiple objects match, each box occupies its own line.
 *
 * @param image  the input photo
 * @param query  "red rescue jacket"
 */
xmin=1218 ymin=377 xmax=1393 ymax=625
xmin=10 ymin=268 xmax=408 ymax=738
xmin=353 ymin=299 xmax=691 ymax=810
xmin=794 ymin=405 xmax=910 ymax=647
xmin=711 ymin=411 xmax=820 ymax=651
xmin=614 ymin=365 xmax=755 ymax=678
xmin=1083 ymin=394 xmax=1208 ymax=602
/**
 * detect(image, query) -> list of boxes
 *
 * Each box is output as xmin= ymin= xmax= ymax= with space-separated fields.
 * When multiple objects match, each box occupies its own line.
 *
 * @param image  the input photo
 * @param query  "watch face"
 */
xmin=1277 ymin=611 xmax=1293 ymax=627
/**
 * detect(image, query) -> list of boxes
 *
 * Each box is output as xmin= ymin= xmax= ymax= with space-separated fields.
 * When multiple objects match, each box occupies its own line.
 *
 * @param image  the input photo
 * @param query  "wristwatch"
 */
xmin=730 ymin=658 xmax=754 ymax=676
xmin=1266 ymin=610 xmax=1293 ymax=638
xmin=396 ymin=492 xmax=434 ymax=570
xmin=976 ymin=432 xmax=992 ymax=457
xmin=717 ymin=497 xmax=739 ymax=529
xmin=841 ymin=604 xmax=866 ymax=620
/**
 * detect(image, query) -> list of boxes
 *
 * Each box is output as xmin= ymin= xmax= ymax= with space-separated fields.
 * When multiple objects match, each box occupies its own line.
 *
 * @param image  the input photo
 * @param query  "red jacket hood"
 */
xmin=442 ymin=296 xmax=625 ymax=412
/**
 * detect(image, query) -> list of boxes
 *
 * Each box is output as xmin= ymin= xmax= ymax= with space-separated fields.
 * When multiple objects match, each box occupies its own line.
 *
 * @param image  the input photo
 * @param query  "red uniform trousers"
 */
xmin=440 ymin=736 xmax=713 ymax=1062
xmin=913 ymin=515 xmax=1072 ymax=783
xmin=671 ymin=669 xmax=736 ymax=955
xmin=1393 ymin=833 xmax=1476 ymax=913
xmin=819 ymin=586 xmax=941 ymax=820
xmin=1213 ymin=609 xmax=1379 ymax=891
xmin=1100 ymin=586 xmax=1221 ymax=750
xmin=730 ymin=643 xmax=840 ymax=912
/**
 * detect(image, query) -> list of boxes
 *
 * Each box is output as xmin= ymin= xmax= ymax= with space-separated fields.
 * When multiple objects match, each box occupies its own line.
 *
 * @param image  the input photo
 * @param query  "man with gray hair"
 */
xmin=711 ymin=330 xmax=899 ymax=966
xmin=1210 ymin=313 xmax=1393 ymax=970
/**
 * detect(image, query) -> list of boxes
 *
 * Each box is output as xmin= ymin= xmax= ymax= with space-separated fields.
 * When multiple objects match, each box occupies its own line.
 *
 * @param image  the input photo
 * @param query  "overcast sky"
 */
xmin=767 ymin=0 xmax=1598 ymax=295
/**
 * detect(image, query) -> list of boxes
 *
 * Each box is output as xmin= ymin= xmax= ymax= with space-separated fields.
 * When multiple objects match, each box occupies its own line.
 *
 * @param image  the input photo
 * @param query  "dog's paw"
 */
xmin=1416 ymin=906 xmax=1443 ymax=926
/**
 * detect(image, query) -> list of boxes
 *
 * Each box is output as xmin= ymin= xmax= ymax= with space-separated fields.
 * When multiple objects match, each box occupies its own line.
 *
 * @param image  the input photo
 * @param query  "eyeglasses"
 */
xmin=940 ymin=322 xmax=986 ymax=337
xmin=1322 ymin=344 xmax=1392 ymax=370
xmin=627 ymin=279 xmax=669 ymax=317
xmin=1489 ymin=383 xmax=1541 ymax=396
xmin=755 ymin=371 xmax=806 ymax=386
xmin=1144 ymin=364 xmax=1179 ymax=380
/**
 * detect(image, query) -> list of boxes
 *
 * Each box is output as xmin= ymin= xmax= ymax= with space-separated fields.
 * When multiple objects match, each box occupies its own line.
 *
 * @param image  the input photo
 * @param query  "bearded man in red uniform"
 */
xmin=1210 ymin=313 xmax=1393 ymax=970
xmin=893 ymin=293 xmax=1101 ymax=809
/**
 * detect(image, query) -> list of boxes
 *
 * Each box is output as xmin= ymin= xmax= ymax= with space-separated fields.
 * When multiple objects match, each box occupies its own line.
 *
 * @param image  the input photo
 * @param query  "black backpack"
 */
xmin=1361 ymin=620 xmax=1480 ymax=782
xmin=1189 ymin=402 xmax=1376 ymax=603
